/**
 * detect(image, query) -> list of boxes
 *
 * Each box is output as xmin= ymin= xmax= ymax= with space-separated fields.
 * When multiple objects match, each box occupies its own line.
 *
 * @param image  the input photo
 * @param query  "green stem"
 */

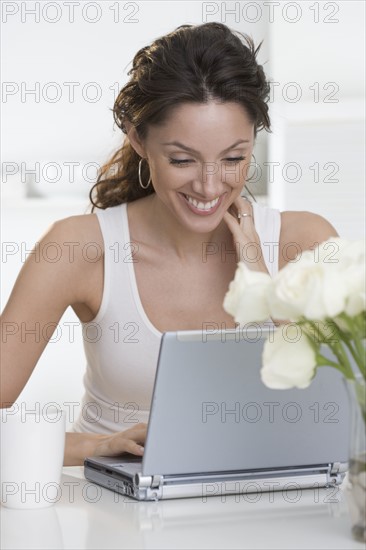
xmin=300 ymin=319 xmax=355 ymax=380
xmin=339 ymin=333 xmax=361 ymax=366
xmin=320 ymin=324 xmax=354 ymax=377
xmin=342 ymin=335 xmax=366 ymax=378
xmin=354 ymin=311 xmax=366 ymax=336
xmin=353 ymin=337 xmax=366 ymax=378
xmin=315 ymin=353 xmax=348 ymax=372
xmin=334 ymin=314 xmax=366 ymax=378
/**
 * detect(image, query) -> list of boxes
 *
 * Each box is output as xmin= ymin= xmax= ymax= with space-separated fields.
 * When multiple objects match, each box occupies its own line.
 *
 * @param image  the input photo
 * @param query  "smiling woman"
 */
xmin=120 ymin=100 xmax=256 ymax=240
xmin=0 ymin=22 xmax=338 ymax=466
xmin=89 ymin=22 xmax=270 ymax=209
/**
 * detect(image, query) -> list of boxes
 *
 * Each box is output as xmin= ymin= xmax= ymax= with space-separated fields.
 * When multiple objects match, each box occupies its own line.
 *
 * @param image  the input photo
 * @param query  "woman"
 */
xmin=0 ymin=22 xmax=338 ymax=465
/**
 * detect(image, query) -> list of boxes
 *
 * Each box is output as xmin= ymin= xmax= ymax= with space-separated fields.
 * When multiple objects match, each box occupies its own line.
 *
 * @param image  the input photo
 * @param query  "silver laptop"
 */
xmin=84 ymin=326 xmax=349 ymax=501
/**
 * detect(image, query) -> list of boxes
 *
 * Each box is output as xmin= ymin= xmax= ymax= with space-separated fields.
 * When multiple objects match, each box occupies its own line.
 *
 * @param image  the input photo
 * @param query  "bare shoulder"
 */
xmin=50 ymin=211 xmax=103 ymax=248
xmin=279 ymin=210 xmax=339 ymax=267
xmin=46 ymin=210 xmax=104 ymax=286
xmin=40 ymin=212 xmax=104 ymax=321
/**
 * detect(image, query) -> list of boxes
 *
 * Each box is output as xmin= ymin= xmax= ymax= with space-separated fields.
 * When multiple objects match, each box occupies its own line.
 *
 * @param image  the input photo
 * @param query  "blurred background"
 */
xmin=1 ymin=1 xmax=365 ymax=427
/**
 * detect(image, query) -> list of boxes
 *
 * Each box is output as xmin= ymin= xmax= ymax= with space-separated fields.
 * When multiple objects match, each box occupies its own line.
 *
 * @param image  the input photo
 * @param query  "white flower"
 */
xmin=307 ymin=237 xmax=350 ymax=264
xmin=222 ymin=238 xmax=365 ymax=392
xmin=336 ymin=239 xmax=365 ymax=265
xmin=223 ymin=262 xmax=272 ymax=324
xmin=223 ymin=239 xmax=365 ymax=325
xmin=310 ymin=238 xmax=365 ymax=315
xmin=260 ymin=325 xmax=317 ymax=389
xmin=343 ymin=263 xmax=366 ymax=316
xmin=267 ymin=248 xmax=349 ymax=321
xmin=339 ymin=240 xmax=366 ymax=316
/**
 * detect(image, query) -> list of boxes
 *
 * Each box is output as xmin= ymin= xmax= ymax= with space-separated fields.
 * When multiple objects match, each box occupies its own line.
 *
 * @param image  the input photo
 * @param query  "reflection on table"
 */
xmin=1 ymin=467 xmax=364 ymax=550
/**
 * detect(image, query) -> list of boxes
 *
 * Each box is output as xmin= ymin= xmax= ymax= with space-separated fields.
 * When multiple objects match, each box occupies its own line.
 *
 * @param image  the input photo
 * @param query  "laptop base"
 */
xmin=84 ymin=458 xmax=347 ymax=501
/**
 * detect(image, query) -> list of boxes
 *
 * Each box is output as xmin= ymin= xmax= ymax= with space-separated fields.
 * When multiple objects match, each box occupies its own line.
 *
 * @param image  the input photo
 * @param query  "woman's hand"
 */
xmin=64 ymin=423 xmax=147 ymax=466
xmin=223 ymin=195 xmax=270 ymax=275
xmin=94 ymin=423 xmax=147 ymax=458
xmin=223 ymin=196 xmax=290 ymax=327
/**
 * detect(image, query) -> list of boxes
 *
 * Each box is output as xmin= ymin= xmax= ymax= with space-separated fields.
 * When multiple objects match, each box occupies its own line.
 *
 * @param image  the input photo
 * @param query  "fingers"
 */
xmin=124 ymin=422 xmax=147 ymax=444
xmin=223 ymin=211 xmax=242 ymax=242
xmin=231 ymin=195 xmax=252 ymax=218
xmin=225 ymin=196 xmax=252 ymax=225
xmin=223 ymin=195 xmax=253 ymax=242
xmin=94 ymin=422 xmax=147 ymax=458
xmin=123 ymin=439 xmax=145 ymax=456
xmin=223 ymin=197 xmax=265 ymax=268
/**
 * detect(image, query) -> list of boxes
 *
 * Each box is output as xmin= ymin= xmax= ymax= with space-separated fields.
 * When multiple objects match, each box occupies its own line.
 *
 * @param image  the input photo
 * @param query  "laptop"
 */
xmin=84 ymin=326 xmax=350 ymax=501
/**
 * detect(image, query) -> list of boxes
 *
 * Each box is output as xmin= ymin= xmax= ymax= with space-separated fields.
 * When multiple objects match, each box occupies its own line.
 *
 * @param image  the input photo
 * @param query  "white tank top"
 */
xmin=71 ymin=200 xmax=281 ymax=434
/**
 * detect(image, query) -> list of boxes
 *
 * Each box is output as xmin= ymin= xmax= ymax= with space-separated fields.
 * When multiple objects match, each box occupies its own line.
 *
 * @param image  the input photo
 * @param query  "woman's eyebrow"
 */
xmin=160 ymin=139 xmax=250 ymax=154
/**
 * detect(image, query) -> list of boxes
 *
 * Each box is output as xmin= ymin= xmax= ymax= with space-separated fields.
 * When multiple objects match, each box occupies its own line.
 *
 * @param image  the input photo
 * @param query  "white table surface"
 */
xmin=1 ymin=467 xmax=365 ymax=550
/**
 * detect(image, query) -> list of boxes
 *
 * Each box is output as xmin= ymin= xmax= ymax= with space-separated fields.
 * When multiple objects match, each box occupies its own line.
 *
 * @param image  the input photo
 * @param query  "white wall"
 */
xmin=1 ymin=1 xmax=269 ymax=197
xmin=266 ymin=0 xmax=365 ymax=239
xmin=1 ymin=1 xmax=268 ymax=169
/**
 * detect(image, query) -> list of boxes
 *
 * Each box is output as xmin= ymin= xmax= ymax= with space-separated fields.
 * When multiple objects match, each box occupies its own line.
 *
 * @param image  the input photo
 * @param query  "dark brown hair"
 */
xmin=89 ymin=22 xmax=271 ymax=211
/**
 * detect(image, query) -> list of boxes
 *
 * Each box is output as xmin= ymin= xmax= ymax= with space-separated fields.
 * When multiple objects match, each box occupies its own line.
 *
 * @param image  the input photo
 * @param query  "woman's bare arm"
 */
xmin=279 ymin=210 xmax=340 ymax=268
xmin=0 ymin=217 xmax=85 ymax=406
xmin=0 ymin=216 xmax=147 ymax=465
xmin=64 ymin=425 xmax=146 ymax=466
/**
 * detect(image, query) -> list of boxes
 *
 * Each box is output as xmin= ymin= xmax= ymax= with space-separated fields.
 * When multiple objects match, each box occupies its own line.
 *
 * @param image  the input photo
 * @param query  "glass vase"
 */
xmin=345 ymin=375 xmax=366 ymax=543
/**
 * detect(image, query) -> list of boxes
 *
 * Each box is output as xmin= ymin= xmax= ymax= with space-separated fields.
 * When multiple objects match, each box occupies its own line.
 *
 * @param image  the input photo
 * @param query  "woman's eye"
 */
xmin=169 ymin=156 xmax=246 ymax=166
xmin=169 ymin=158 xmax=192 ymax=165
xmin=224 ymin=156 xmax=246 ymax=163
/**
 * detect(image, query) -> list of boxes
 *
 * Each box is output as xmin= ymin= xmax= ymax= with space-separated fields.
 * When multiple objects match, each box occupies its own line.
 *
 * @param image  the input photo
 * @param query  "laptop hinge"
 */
xmin=132 ymin=474 xmax=163 ymax=500
xmin=330 ymin=462 xmax=348 ymax=475
xmin=327 ymin=462 xmax=348 ymax=485
xmin=134 ymin=474 xmax=163 ymax=489
xmin=151 ymin=475 xmax=163 ymax=489
xmin=134 ymin=473 xmax=152 ymax=487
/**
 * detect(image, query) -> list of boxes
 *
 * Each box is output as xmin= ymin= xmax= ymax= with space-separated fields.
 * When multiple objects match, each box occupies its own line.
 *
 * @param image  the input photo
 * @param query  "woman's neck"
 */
xmin=129 ymin=193 xmax=232 ymax=262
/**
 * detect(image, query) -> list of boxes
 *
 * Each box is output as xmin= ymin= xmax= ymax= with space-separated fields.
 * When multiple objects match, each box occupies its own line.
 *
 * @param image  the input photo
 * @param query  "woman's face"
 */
xmin=131 ymin=100 xmax=255 ymax=232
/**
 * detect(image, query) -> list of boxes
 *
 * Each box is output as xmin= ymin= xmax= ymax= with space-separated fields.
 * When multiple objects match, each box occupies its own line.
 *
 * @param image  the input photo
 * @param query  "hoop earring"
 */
xmin=138 ymin=158 xmax=152 ymax=190
xmin=246 ymin=154 xmax=259 ymax=182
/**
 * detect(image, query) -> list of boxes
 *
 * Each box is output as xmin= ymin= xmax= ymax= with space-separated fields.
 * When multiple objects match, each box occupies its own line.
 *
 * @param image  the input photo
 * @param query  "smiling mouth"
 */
xmin=183 ymin=194 xmax=220 ymax=212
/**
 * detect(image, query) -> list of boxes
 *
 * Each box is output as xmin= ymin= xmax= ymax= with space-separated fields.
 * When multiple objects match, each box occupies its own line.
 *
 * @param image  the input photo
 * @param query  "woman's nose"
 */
xmin=191 ymin=162 xmax=222 ymax=198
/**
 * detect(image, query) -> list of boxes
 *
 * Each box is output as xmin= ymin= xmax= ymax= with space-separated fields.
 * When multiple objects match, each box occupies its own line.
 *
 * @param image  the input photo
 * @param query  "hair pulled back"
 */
xmin=89 ymin=22 xmax=271 ymax=211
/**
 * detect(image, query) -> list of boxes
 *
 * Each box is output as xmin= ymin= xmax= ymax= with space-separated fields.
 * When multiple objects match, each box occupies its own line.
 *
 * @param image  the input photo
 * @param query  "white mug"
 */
xmin=0 ymin=404 xmax=66 ymax=509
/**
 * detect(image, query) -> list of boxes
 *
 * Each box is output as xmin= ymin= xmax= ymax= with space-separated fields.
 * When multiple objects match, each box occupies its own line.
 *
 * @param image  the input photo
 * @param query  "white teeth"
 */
xmin=185 ymin=195 xmax=219 ymax=211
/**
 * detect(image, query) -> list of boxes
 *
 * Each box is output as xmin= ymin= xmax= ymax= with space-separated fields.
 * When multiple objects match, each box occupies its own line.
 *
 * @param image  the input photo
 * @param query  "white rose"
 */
xmin=260 ymin=325 xmax=317 ymax=389
xmin=309 ymin=237 xmax=350 ymax=264
xmin=267 ymin=252 xmax=348 ymax=321
xmin=312 ymin=238 xmax=365 ymax=316
xmin=223 ymin=262 xmax=272 ymax=324
xmin=343 ymin=262 xmax=366 ymax=316
xmin=337 ymin=239 xmax=365 ymax=265
xmin=340 ymin=240 xmax=366 ymax=315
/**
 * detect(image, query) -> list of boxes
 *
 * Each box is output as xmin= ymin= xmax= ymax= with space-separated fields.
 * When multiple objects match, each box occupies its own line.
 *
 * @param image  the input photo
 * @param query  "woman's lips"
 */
xmin=179 ymin=193 xmax=224 ymax=216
